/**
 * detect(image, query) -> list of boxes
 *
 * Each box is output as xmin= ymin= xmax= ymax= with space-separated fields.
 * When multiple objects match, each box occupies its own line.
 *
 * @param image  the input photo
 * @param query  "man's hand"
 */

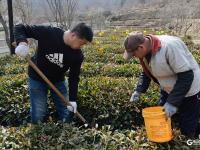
xmin=130 ymin=91 xmax=141 ymax=102
xmin=67 ymin=101 xmax=77 ymax=113
xmin=163 ymin=102 xmax=178 ymax=119
xmin=15 ymin=42 xmax=29 ymax=59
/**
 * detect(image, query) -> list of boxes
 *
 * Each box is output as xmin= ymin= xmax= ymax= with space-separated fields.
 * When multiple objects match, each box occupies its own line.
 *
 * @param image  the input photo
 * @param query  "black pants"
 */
xmin=178 ymin=91 xmax=200 ymax=139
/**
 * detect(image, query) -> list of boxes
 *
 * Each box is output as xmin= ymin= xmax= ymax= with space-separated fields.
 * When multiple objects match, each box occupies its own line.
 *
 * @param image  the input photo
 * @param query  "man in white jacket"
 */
xmin=124 ymin=32 xmax=200 ymax=139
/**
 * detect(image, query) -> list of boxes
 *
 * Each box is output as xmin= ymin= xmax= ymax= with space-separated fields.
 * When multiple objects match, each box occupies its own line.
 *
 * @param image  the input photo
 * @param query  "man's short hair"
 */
xmin=71 ymin=22 xmax=93 ymax=42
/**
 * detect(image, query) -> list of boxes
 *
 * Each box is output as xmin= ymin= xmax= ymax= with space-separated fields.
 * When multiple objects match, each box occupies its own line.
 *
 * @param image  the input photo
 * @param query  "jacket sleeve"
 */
xmin=135 ymin=72 xmax=151 ymax=93
xmin=14 ymin=24 xmax=52 ymax=45
xmin=68 ymin=57 xmax=83 ymax=102
xmin=167 ymin=70 xmax=194 ymax=107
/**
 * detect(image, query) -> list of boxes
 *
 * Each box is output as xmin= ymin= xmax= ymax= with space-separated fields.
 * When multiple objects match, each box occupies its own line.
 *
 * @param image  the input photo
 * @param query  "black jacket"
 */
xmin=14 ymin=24 xmax=84 ymax=101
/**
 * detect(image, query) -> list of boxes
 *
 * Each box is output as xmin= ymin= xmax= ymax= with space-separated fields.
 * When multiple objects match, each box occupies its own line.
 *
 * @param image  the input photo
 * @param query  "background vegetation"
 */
xmin=1 ymin=28 xmax=200 ymax=149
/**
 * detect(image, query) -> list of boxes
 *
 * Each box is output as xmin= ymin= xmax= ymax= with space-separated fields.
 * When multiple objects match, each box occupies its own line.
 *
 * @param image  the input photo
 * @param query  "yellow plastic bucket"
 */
xmin=142 ymin=106 xmax=173 ymax=143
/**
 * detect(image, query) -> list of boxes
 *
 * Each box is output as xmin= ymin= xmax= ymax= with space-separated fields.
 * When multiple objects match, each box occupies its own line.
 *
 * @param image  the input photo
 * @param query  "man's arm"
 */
xmin=135 ymin=72 xmax=151 ymax=93
xmin=14 ymin=24 xmax=52 ymax=44
xmin=167 ymin=70 xmax=194 ymax=107
xmin=130 ymin=72 xmax=151 ymax=102
xmin=68 ymin=58 xmax=83 ymax=102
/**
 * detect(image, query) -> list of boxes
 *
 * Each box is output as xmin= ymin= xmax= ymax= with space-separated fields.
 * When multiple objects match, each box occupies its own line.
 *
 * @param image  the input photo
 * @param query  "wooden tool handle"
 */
xmin=28 ymin=59 xmax=87 ymax=123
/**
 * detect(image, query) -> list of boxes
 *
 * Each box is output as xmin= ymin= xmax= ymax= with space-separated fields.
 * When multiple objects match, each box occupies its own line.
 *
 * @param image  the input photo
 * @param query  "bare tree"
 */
xmin=88 ymin=8 xmax=108 ymax=31
xmin=86 ymin=10 xmax=95 ymax=29
xmin=45 ymin=0 xmax=78 ymax=29
xmin=0 ymin=0 xmax=10 ymax=49
xmin=120 ymin=0 xmax=127 ymax=8
xmin=13 ymin=0 xmax=37 ymax=49
xmin=13 ymin=0 xmax=33 ymax=24
xmin=140 ymin=0 xmax=146 ymax=4
xmin=159 ymin=0 xmax=195 ymax=36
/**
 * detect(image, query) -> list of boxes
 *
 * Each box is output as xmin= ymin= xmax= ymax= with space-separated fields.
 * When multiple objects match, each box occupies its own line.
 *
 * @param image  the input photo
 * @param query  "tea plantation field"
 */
xmin=0 ymin=28 xmax=200 ymax=149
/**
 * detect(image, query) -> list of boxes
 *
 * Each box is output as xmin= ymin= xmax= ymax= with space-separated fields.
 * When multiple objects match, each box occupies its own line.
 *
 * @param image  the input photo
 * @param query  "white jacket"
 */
xmin=148 ymin=35 xmax=200 ymax=97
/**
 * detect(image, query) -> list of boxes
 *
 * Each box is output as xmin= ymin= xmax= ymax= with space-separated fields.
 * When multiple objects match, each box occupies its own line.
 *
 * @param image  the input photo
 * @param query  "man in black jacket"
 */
xmin=14 ymin=23 xmax=93 ymax=124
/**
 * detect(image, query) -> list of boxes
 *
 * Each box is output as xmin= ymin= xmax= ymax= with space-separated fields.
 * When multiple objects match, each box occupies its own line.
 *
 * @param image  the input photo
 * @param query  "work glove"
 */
xmin=67 ymin=101 xmax=77 ymax=113
xmin=130 ymin=91 xmax=141 ymax=102
xmin=163 ymin=102 xmax=178 ymax=119
xmin=15 ymin=42 xmax=29 ymax=59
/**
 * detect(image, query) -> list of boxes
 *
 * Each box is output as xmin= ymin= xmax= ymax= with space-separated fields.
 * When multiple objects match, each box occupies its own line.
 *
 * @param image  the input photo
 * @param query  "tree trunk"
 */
xmin=0 ymin=13 xmax=10 ymax=49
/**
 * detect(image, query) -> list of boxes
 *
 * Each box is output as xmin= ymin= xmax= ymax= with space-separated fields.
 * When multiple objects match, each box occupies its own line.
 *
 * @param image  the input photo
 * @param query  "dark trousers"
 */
xmin=158 ymin=89 xmax=200 ymax=138
xmin=178 ymin=91 xmax=200 ymax=139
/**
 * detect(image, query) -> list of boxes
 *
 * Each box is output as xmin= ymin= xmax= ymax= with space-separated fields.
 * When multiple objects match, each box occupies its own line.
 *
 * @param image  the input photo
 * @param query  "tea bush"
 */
xmin=81 ymin=63 xmax=141 ymax=77
xmin=0 ymin=74 xmax=29 ymax=126
xmin=1 ymin=123 xmax=191 ymax=150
